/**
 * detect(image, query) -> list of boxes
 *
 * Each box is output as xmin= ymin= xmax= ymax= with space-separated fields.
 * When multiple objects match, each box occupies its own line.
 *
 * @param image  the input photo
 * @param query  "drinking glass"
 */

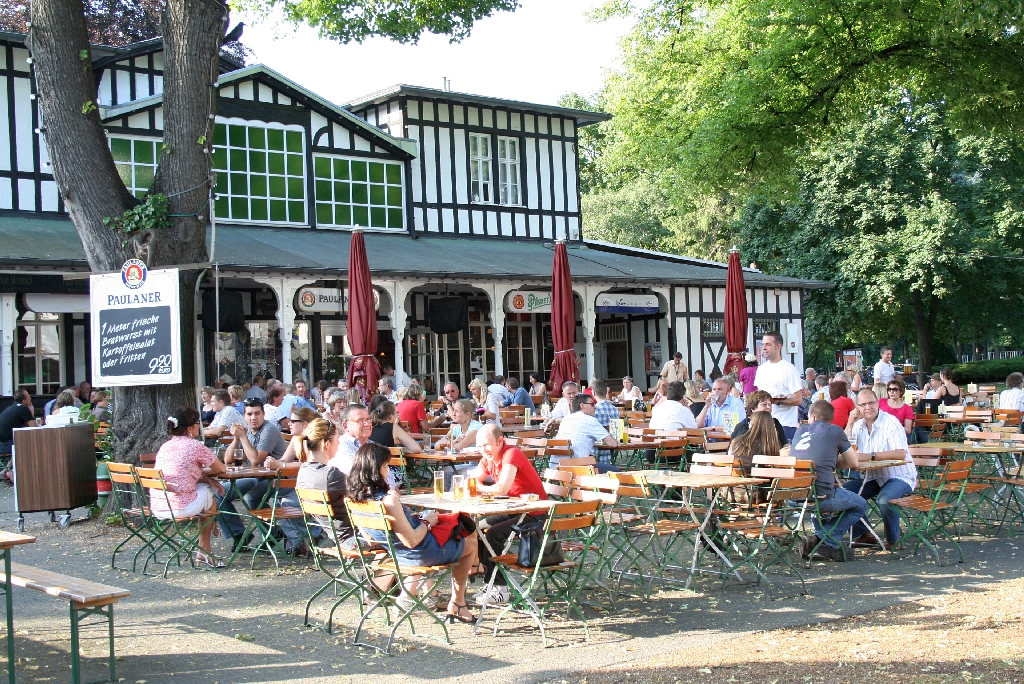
xmin=451 ymin=475 xmax=465 ymax=500
xmin=433 ymin=470 xmax=445 ymax=499
xmin=467 ymin=476 xmax=477 ymax=497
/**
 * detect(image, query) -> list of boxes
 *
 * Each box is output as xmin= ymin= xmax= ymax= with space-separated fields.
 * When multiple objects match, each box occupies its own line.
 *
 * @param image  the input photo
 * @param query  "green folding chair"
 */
xmin=106 ymin=462 xmax=158 ymax=573
xmin=346 ymin=499 xmax=455 ymax=654
xmin=492 ymin=499 xmax=603 ymax=645
xmin=890 ymin=458 xmax=974 ymax=565
xmin=136 ymin=467 xmax=217 ymax=577
xmin=296 ymin=488 xmax=378 ymax=634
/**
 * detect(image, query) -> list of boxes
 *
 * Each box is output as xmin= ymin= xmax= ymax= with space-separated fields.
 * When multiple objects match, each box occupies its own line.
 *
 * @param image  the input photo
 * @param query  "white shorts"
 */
xmin=153 ymin=483 xmax=215 ymax=520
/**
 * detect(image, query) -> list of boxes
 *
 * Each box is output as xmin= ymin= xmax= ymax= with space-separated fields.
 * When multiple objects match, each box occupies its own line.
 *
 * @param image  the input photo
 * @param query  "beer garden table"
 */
xmin=622 ymin=471 xmax=766 ymax=589
xmin=400 ymin=494 xmax=558 ymax=630
xmin=204 ymin=466 xmax=280 ymax=567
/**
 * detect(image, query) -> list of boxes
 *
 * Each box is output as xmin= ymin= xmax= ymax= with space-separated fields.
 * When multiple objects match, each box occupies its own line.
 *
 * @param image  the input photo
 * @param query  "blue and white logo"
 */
xmin=121 ymin=259 xmax=147 ymax=290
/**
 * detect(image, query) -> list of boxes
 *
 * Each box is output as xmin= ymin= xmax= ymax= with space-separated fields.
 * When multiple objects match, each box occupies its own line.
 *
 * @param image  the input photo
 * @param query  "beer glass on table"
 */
xmin=451 ymin=475 xmax=465 ymax=500
xmin=433 ymin=469 xmax=445 ymax=499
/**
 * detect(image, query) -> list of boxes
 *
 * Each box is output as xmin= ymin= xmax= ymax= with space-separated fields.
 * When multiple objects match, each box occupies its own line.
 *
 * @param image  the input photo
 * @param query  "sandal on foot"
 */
xmin=445 ymin=602 xmax=476 ymax=624
xmin=194 ymin=551 xmax=226 ymax=569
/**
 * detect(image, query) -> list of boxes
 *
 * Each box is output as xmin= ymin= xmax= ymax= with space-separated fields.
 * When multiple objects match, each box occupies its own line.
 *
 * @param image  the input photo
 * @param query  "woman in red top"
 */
xmin=878 ymin=377 xmax=914 ymax=436
xmin=829 ymin=380 xmax=856 ymax=428
xmin=467 ymin=424 xmax=547 ymax=605
xmin=396 ymin=383 xmax=434 ymax=434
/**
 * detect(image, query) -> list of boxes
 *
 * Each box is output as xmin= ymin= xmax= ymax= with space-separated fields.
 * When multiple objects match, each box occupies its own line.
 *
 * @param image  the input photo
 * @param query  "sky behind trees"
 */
xmin=238 ymin=0 xmax=632 ymax=106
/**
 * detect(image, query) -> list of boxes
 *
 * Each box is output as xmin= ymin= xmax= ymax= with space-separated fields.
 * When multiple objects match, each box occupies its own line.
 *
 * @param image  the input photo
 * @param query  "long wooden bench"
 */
xmin=8 ymin=563 xmax=129 ymax=684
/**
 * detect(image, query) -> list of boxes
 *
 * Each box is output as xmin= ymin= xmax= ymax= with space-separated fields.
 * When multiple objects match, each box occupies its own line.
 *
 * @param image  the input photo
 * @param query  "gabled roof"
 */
xmin=99 ymin=64 xmax=418 ymax=158
xmin=345 ymin=84 xmax=612 ymax=127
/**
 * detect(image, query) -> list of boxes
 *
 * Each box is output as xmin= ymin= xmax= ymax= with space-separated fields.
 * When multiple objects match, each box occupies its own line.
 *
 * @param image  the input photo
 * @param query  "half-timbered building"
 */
xmin=0 ymin=32 xmax=828 ymax=402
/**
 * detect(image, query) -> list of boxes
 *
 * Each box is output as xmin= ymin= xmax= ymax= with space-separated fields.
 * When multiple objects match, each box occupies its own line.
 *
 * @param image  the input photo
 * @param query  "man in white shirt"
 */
xmin=649 ymin=381 xmax=697 ymax=431
xmin=872 ymin=346 xmax=898 ymax=385
xmin=753 ymin=331 xmax=804 ymax=442
xmin=554 ymin=394 xmax=618 ymax=472
xmin=660 ymin=352 xmax=689 ymax=384
xmin=203 ymin=389 xmax=244 ymax=438
xmin=810 ymin=375 xmax=830 ymax=403
xmin=998 ymin=373 xmax=1024 ymax=412
xmin=547 ymin=381 xmax=580 ymax=422
xmin=843 ymin=389 xmax=916 ymax=549
xmin=262 ymin=384 xmax=289 ymax=431
xmin=328 ymin=404 xmax=373 ymax=475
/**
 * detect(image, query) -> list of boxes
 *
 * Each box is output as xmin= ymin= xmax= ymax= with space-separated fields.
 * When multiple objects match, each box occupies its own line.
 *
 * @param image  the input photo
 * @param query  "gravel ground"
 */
xmin=2 ymin=487 xmax=1022 ymax=684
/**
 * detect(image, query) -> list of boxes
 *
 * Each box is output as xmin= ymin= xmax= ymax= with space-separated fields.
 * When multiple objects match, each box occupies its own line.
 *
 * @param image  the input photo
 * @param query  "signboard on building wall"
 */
xmin=295 ymin=287 xmax=379 ymax=314
xmin=505 ymin=291 xmax=552 ymax=314
xmin=785 ymin=322 xmax=802 ymax=355
xmin=90 ymin=262 xmax=181 ymax=387
xmin=596 ymin=293 xmax=659 ymax=314
xmin=645 ymin=343 xmax=662 ymax=373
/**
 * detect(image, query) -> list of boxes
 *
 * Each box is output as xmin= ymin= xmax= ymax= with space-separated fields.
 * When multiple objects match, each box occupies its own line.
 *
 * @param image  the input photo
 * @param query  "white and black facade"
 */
xmin=0 ymin=32 xmax=828 ymax=403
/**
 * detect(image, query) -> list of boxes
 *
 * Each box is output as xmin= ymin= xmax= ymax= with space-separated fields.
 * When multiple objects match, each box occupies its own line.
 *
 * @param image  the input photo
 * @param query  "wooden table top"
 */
xmin=607 ymin=441 xmax=660 ymax=450
xmin=205 ymin=466 xmax=278 ymax=479
xmin=0 ymin=531 xmax=36 ymax=549
xmin=401 ymin=494 xmax=557 ymax=516
xmin=501 ymin=424 xmax=546 ymax=433
xmin=626 ymin=471 xmax=767 ymax=488
xmin=852 ymin=459 xmax=911 ymax=470
xmin=929 ymin=442 xmax=1024 ymax=453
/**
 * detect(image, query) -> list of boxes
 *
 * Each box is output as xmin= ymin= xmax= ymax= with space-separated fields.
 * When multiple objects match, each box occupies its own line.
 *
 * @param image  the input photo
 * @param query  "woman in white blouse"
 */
xmin=618 ymin=376 xmax=643 ymax=403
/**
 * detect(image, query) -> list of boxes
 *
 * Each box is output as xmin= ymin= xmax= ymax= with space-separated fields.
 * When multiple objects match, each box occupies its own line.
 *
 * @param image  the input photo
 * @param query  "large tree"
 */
xmin=28 ymin=0 xmax=517 ymax=463
xmin=599 ymin=0 xmax=1024 ymax=195
xmin=735 ymin=101 xmax=1024 ymax=373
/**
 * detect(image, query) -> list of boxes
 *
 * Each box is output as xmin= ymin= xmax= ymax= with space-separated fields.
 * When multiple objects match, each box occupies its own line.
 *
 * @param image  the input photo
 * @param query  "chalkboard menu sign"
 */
xmin=90 ymin=262 xmax=181 ymax=387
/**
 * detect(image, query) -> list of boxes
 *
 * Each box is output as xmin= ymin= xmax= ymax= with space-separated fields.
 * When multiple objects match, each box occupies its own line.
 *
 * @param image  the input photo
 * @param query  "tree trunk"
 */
xmin=30 ymin=0 xmax=225 ymax=463
xmin=912 ymin=289 xmax=939 ymax=377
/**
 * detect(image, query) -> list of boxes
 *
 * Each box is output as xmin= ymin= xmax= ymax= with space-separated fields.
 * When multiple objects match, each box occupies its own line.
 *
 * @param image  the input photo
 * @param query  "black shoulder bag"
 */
xmin=512 ymin=517 xmax=564 ymax=567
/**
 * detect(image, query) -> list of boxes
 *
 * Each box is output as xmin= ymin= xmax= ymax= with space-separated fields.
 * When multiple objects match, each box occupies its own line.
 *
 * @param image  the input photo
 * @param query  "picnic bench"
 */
xmin=8 ymin=563 xmax=129 ymax=684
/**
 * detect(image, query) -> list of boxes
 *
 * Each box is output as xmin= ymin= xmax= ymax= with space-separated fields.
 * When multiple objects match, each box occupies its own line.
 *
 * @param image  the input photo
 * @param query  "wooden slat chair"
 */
xmin=295 ymin=488 xmax=377 ymax=634
xmin=564 ymin=475 xmax=621 ymax=607
xmin=135 ymin=467 xmax=216 ymax=577
xmin=979 ymin=385 xmax=997 ymax=393
xmin=529 ymin=394 xmax=546 ymax=406
xmin=544 ymin=439 xmax=574 ymax=471
xmin=429 ymin=427 xmax=449 ymax=437
xmin=994 ymin=409 xmax=1023 ymax=427
xmin=106 ymin=462 xmax=157 ymax=573
xmin=512 ymin=429 xmax=546 ymax=438
xmin=945 ymin=405 xmax=965 ymax=418
xmin=648 ymin=438 xmax=689 ymax=471
xmin=540 ymin=469 xmax=574 ymax=500
xmin=963 ymin=430 xmax=1004 ymax=444
xmin=608 ymin=472 xmax=700 ymax=596
xmin=346 ymin=499 xmax=456 ymax=654
xmin=556 ymin=456 xmax=598 ymax=478
xmin=491 ymin=499 xmax=604 ymax=646
xmin=719 ymin=475 xmax=814 ymax=599
xmin=890 ymin=458 xmax=975 ymax=565
xmin=387 ymin=447 xmax=431 ymax=495
xmin=909 ymin=447 xmax=945 ymax=492
xmin=245 ymin=464 xmax=306 ymax=570
xmin=627 ymin=427 xmax=656 ymax=438
xmin=717 ymin=455 xmax=797 ymax=540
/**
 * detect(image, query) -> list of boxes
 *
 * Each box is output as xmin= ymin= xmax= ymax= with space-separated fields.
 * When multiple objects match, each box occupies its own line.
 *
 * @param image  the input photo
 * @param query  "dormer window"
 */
xmin=497 ymin=136 xmax=520 ymax=206
xmin=470 ymin=133 xmax=520 ymax=206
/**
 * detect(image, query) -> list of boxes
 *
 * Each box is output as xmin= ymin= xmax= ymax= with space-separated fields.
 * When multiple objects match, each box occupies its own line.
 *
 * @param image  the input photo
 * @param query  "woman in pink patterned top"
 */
xmin=151 ymin=407 xmax=227 ymax=567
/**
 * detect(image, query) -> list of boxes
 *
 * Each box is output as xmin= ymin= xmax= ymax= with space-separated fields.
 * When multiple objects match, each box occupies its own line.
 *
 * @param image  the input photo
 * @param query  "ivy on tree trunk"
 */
xmin=30 ymin=0 xmax=225 ymax=463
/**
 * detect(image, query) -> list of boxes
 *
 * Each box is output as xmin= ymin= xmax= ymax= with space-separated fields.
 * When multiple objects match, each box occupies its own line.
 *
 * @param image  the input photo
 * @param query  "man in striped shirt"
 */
xmin=843 ymin=388 xmax=917 ymax=550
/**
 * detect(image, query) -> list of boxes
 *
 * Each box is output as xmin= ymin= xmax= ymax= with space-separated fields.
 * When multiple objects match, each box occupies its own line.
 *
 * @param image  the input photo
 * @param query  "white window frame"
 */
xmin=211 ymin=117 xmax=308 ymax=226
xmin=16 ymin=313 xmax=63 ymax=396
xmin=107 ymin=134 xmax=161 ymax=197
xmin=497 ymin=135 xmax=521 ymax=206
xmin=312 ymin=153 xmax=406 ymax=231
xmin=469 ymin=133 xmax=493 ymax=204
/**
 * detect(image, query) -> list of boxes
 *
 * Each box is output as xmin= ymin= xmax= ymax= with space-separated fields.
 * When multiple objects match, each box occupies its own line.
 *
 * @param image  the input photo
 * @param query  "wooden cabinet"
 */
xmin=12 ymin=423 xmax=96 ymax=514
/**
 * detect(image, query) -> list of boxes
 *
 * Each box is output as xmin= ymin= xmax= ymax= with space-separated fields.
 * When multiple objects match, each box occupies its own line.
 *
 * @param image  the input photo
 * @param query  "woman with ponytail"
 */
xmin=151 ymin=407 xmax=227 ymax=568
xmin=369 ymin=401 xmax=423 ymax=453
xmin=294 ymin=417 xmax=355 ymax=545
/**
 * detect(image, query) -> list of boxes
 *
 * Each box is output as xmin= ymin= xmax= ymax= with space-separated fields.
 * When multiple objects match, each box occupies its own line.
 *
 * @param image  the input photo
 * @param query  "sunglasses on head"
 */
xmin=243 ymin=398 xmax=263 ymax=408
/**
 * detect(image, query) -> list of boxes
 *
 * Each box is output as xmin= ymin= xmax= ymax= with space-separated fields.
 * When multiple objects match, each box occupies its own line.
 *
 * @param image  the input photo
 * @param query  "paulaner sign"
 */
xmin=90 ymin=261 xmax=182 ymax=387
xmin=505 ymin=291 xmax=552 ymax=314
xmin=296 ymin=287 xmax=380 ymax=313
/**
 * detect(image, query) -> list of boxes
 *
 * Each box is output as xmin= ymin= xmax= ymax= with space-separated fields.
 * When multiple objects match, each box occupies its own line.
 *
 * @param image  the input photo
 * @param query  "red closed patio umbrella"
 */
xmin=724 ymin=247 xmax=748 ymax=375
xmin=345 ymin=230 xmax=382 ymax=396
xmin=549 ymin=241 xmax=579 ymax=396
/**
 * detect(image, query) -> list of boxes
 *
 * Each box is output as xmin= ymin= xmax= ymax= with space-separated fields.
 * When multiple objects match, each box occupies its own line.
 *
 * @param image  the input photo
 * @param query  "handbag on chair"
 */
xmin=512 ymin=518 xmax=564 ymax=567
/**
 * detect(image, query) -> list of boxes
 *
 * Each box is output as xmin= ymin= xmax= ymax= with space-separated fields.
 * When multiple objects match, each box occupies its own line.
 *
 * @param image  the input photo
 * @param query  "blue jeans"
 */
xmin=813 ymin=486 xmax=869 ymax=548
xmin=217 ymin=480 xmax=305 ymax=544
xmin=843 ymin=477 xmax=913 ymax=543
